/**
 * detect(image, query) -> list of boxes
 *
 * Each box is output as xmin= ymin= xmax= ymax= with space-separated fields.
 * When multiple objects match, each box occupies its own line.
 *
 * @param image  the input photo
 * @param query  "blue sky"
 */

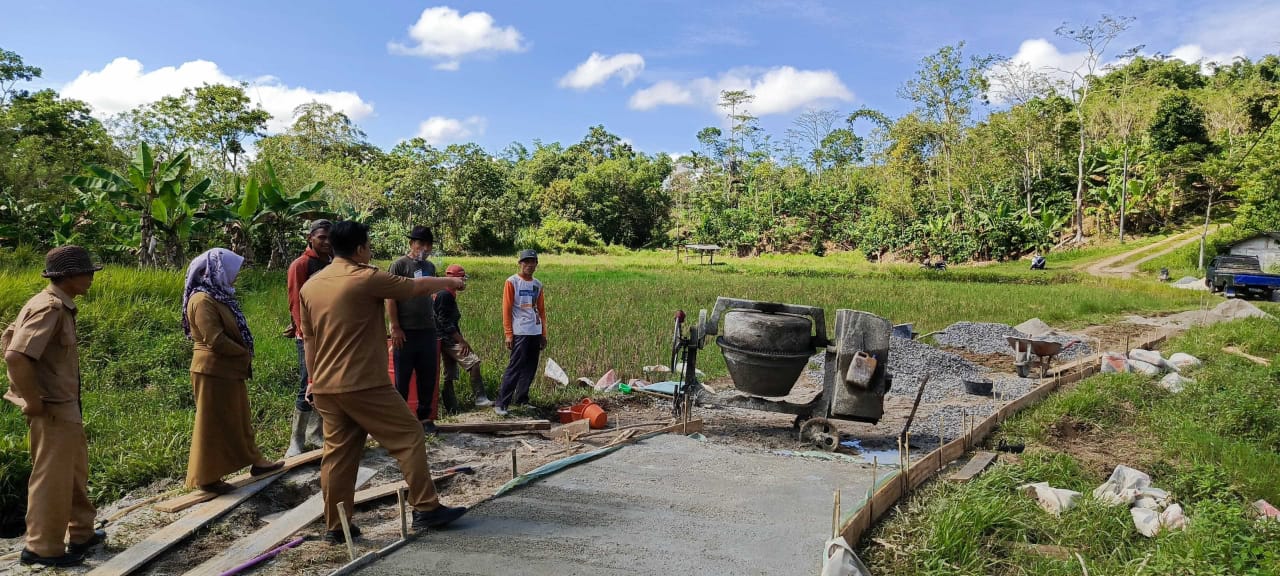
xmin=4 ymin=1 xmax=1278 ymax=156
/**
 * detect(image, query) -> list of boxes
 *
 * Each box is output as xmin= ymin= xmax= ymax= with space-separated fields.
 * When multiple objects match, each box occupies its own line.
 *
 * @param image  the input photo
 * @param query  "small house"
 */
xmin=1227 ymin=232 xmax=1280 ymax=271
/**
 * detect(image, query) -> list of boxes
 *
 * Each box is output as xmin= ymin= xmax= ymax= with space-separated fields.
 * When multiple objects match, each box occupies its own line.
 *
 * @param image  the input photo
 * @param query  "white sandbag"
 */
xmin=1159 ymin=373 xmax=1193 ymax=394
xmin=821 ymin=537 xmax=870 ymax=576
xmin=1021 ymin=482 xmax=1082 ymax=516
xmin=1093 ymin=465 xmax=1152 ymax=506
xmin=1100 ymin=352 xmax=1129 ymax=374
xmin=1128 ymin=349 xmax=1168 ymax=370
xmin=1132 ymin=507 xmax=1161 ymax=537
xmin=544 ymin=358 xmax=569 ymax=386
xmin=1167 ymin=352 xmax=1202 ymax=372
xmin=1132 ymin=503 xmax=1187 ymax=537
xmin=1129 ymin=359 xmax=1161 ymax=376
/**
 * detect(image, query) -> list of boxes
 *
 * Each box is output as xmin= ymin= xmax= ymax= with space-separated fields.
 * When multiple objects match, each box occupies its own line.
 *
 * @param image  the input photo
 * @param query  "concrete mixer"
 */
xmin=669 ymin=297 xmax=893 ymax=451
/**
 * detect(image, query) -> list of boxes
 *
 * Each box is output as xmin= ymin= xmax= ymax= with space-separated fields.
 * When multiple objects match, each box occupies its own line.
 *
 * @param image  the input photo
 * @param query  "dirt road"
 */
xmin=1079 ymin=227 xmax=1215 ymax=278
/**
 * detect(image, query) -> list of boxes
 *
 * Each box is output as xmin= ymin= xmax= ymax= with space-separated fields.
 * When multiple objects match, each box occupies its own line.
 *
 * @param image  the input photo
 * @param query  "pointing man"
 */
xmin=300 ymin=221 xmax=468 ymax=542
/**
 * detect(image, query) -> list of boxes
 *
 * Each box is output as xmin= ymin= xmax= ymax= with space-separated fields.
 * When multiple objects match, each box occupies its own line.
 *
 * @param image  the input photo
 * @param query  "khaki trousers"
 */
xmin=313 ymin=385 xmax=440 ymax=532
xmin=26 ymin=411 xmax=96 ymax=557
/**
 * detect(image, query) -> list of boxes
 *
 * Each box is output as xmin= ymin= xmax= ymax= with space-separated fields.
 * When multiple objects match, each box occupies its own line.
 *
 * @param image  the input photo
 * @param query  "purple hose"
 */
xmin=219 ymin=536 xmax=305 ymax=576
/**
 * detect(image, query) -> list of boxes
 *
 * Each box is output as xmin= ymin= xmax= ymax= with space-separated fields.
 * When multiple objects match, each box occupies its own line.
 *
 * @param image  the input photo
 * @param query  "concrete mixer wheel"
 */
xmin=800 ymin=418 xmax=838 ymax=451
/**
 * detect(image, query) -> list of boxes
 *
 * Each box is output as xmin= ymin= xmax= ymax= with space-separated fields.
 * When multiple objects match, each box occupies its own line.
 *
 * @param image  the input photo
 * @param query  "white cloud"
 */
xmin=629 ymin=81 xmax=694 ymax=110
xmin=1182 ymin=1 xmax=1280 ymax=62
xmin=1168 ymin=44 xmax=1246 ymax=73
xmin=61 ymin=57 xmax=373 ymax=133
xmin=559 ymin=52 xmax=645 ymax=90
xmin=415 ymin=115 xmax=486 ymax=145
xmin=629 ymin=66 xmax=853 ymax=116
xmin=388 ymin=6 xmax=526 ymax=70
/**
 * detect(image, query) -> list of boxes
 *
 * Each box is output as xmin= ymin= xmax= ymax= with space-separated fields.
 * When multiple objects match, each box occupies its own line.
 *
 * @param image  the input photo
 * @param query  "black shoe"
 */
xmin=421 ymin=421 xmax=439 ymax=435
xmin=200 ymin=480 xmax=237 ymax=494
xmin=68 ymin=529 xmax=107 ymax=555
xmin=325 ymin=523 xmax=361 ymax=544
xmin=412 ymin=505 xmax=468 ymax=531
xmin=250 ymin=460 xmax=285 ymax=477
xmin=20 ymin=549 xmax=85 ymax=567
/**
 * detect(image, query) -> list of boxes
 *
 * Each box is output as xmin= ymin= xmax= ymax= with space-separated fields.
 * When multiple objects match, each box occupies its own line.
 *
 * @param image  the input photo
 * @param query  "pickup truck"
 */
xmin=1205 ymin=255 xmax=1280 ymax=299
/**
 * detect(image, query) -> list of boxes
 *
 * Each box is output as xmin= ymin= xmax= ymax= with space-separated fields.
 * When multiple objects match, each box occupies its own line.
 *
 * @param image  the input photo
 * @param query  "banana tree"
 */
xmin=206 ymin=176 xmax=266 ymax=265
xmin=70 ymin=143 xmax=210 ymax=268
xmin=257 ymin=160 xmax=329 ymax=269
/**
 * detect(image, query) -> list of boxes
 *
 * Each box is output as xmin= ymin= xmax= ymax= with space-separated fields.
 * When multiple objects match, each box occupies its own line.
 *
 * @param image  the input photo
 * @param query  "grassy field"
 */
xmin=0 ymin=246 xmax=1213 ymax=531
xmin=863 ymin=318 xmax=1280 ymax=576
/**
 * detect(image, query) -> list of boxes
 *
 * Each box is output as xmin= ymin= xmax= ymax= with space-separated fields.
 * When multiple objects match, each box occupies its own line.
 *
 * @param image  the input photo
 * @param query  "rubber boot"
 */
xmin=470 ymin=366 xmax=492 ymax=407
xmin=304 ymin=408 xmax=324 ymax=450
xmin=286 ymin=408 xmax=308 ymax=457
xmin=441 ymin=379 xmax=460 ymax=414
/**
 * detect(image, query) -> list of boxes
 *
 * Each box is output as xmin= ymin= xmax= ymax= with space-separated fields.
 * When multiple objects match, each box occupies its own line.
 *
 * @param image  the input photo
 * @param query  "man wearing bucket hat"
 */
xmin=386 ymin=225 xmax=441 ymax=431
xmin=2 ymin=246 xmax=104 ymax=567
xmin=495 ymin=249 xmax=547 ymax=416
xmin=434 ymin=264 xmax=491 ymax=410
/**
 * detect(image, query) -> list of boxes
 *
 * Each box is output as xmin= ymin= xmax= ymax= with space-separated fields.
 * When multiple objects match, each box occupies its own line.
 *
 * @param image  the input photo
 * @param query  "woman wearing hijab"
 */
xmin=182 ymin=248 xmax=282 ymax=493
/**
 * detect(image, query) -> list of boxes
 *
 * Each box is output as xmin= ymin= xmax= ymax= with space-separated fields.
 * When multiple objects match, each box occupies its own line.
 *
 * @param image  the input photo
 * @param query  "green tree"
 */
xmin=70 ymin=143 xmax=211 ymax=267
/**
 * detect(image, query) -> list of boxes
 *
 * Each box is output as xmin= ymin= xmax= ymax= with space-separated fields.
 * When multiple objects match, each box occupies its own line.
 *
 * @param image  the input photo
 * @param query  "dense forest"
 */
xmin=2 ymin=16 xmax=1278 ymax=266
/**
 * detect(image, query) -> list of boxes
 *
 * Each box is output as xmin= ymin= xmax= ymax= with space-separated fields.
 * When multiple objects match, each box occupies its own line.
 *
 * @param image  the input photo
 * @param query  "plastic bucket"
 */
xmin=557 ymin=398 xmax=608 ymax=429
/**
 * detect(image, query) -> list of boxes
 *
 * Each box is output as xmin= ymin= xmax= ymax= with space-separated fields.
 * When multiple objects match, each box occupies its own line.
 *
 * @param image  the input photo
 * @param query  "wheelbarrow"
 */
xmin=1007 ymin=336 xmax=1079 ymax=378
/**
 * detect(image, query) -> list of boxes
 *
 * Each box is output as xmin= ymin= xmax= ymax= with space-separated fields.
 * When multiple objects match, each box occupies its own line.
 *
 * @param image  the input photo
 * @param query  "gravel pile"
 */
xmin=934 ymin=321 xmax=1092 ymax=361
xmin=887 ymin=336 xmax=990 ymax=402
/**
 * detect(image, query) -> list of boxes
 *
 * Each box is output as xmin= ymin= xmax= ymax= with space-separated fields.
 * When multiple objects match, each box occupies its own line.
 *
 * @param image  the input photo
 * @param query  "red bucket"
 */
xmin=557 ymin=398 xmax=607 ymax=429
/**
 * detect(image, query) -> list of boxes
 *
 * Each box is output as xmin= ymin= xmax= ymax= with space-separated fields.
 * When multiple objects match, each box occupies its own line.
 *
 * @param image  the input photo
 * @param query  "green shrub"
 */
xmin=516 ymin=216 xmax=606 ymax=255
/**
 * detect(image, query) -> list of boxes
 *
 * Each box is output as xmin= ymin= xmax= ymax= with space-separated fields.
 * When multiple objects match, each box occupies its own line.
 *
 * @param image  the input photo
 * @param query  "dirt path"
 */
xmin=1079 ymin=228 xmax=1213 ymax=278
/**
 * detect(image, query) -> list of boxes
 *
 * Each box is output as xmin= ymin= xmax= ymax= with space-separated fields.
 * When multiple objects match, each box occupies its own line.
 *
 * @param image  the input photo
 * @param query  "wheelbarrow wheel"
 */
xmin=800 ymin=418 xmax=839 ymax=451
xmin=1015 ymin=363 xmax=1030 ymax=378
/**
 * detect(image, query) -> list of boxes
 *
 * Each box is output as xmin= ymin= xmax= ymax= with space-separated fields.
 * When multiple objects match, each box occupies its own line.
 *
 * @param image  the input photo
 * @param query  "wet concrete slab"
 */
xmin=362 ymin=434 xmax=879 ymax=576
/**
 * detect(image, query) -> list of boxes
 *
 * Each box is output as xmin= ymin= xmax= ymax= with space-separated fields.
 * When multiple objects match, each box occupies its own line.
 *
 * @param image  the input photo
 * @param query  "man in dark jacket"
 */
xmin=435 ymin=264 xmax=490 ymax=411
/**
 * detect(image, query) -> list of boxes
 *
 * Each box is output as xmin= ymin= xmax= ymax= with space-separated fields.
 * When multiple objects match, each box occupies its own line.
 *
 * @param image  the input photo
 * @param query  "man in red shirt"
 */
xmin=286 ymin=219 xmax=332 ymax=457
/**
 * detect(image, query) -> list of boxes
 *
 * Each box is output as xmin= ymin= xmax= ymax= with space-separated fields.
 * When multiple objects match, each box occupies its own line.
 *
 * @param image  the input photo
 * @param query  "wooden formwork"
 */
xmin=837 ymin=330 xmax=1170 ymax=549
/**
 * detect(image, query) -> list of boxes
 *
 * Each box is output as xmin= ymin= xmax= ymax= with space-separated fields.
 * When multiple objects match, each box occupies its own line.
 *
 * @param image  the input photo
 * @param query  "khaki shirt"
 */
xmin=300 ymin=257 xmax=416 ymax=394
xmin=187 ymin=292 xmax=252 ymax=380
xmin=2 ymin=285 xmax=83 ymax=422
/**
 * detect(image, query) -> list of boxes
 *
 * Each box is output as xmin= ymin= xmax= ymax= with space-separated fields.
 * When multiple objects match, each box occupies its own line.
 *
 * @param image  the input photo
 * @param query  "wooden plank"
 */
xmin=435 ymin=420 xmax=552 ymax=433
xmin=154 ymin=449 xmax=324 ymax=514
xmin=184 ymin=469 xmax=378 ymax=576
xmin=949 ymin=451 xmax=998 ymax=482
xmin=89 ymin=476 xmax=278 ymax=576
xmin=1223 ymin=346 xmax=1272 ymax=366
xmin=635 ymin=418 xmax=703 ymax=438
xmin=940 ymin=437 xmax=967 ymax=463
xmin=544 ymin=419 xmax=590 ymax=441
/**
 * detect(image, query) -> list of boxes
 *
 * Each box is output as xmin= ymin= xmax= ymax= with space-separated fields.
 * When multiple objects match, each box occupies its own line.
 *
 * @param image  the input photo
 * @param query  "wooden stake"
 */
xmin=831 ymin=489 xmax=841 ymax=538
xmin=938 ymin=413 xmax=944 ymax=450
xmin=510 ymin=448 xmax=518 ymax=479
xmin=397 ymin=487 xmax=408 ymax=539
xmin=336 ymin=502 xmax=355 ymax=562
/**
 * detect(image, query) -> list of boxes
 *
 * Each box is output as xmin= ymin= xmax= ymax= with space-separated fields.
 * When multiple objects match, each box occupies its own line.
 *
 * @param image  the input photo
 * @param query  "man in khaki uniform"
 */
xmin=300 ymin=221 xmax=468 ymax=543
xmin=2 ymin=246 xmax=105 ymax=567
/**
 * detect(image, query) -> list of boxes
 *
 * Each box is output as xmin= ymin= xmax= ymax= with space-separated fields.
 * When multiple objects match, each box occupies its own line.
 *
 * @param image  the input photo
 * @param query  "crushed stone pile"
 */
xmin=1171 ymin=277 xmax=1210 ymax=291
xmin=1128 ymin=298 xmax=1273 ymax=329
xmin=934 ymin=321 xmax=1093 ymax=361
xmin=886 ymin=336 xmax=1037 ymax=403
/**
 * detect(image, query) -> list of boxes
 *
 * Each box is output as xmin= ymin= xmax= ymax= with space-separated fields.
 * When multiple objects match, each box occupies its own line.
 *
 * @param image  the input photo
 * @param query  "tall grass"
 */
xmin=0 ymin=251 xmax=1209 ymax=530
